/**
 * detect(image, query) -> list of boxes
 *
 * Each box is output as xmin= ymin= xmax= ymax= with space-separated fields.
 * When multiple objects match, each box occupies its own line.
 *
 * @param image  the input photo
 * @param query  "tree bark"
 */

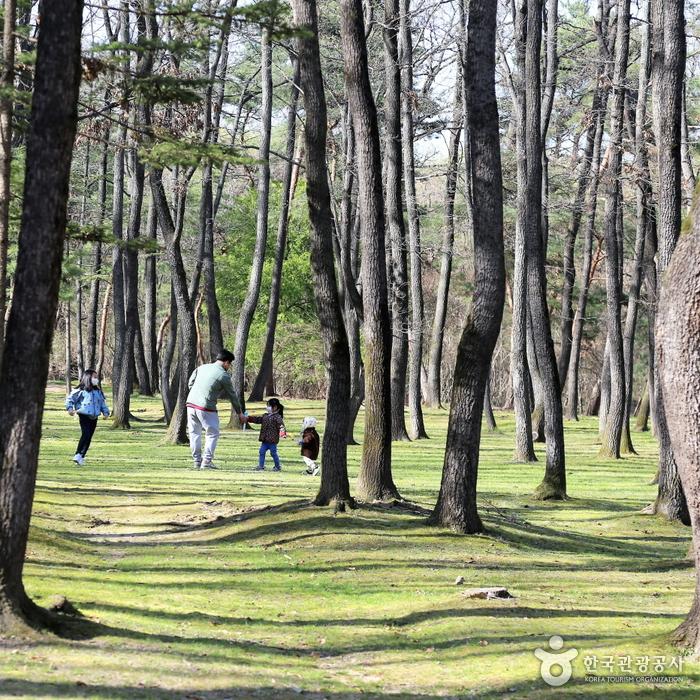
xmin=0 ymin=0 xmax=16 ymax=371
xmin=426 ymin=66 xmax=462 ymax=408
xmin=0 ymin=0 xmax=83 ymax=633
xmin=340 ymin=0 xmax=399 ymax=501
xmin=400 ymin=0 xmax=428 ymax=439
xmin=143 ymin=197 xmax=159 ymax=391
xmin=598 ymin=0 xmax=630 ymax=460
xmin=657 ymin=202 xmax=700 ymax=650
xmin=232 ymin=27 xmax=273 ymax=403
xmin=249 ymin=58 xmax=301 ymax=402
xmin=384 ymin=0 xmax=410 ymax=442
xmin=428 ymin=0 xmax=505 ymax=532
xmin=293 ymin=0 xmax=355 ymax=509
xmin=621 ymin=5 xmax=652 ymax=456
xmin=524 ymin=0 xmax=566 ymax=500
xmin=649 ymin=0 xmax=689 ymax=524
xmin=510 ymin=0 xmax=537 ymax=463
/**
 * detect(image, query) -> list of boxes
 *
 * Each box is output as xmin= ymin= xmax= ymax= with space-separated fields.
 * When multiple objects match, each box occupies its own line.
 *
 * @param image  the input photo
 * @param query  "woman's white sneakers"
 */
xmin=73 ymin=454 xmax=84 ymax=465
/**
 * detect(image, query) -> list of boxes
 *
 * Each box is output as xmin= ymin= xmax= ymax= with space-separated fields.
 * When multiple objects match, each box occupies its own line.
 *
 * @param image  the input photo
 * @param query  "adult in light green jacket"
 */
xmin=186 ymin=349 xmax=243 ymax=469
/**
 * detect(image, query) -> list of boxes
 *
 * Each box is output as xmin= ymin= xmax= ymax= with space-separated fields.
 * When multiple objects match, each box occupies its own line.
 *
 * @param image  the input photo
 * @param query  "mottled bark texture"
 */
xmin=340 ymin=0 xmax=399 ymax=501
xmin=524 ymin=0 xmax=566 ymax=499
xmin=648 ymin=0 xmax=689 ymax=524
xmin=428 ymin=0 xmax=505 ymax=533
xmin=383 ymin=0 xmax=410 ymax=441
xmin=598 ymin=0 xmax=630 ymax=459
xmin=657 ymin=203 xmax=700 ymax=650
xmin=292 ymin=0 xmax=355 ymax=510
xmin=0 ymin=0 xmax=83 ymax=633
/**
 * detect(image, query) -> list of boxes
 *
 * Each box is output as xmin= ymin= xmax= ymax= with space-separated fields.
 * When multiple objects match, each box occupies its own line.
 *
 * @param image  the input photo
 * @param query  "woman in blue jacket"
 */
xmin=65 ymin=369 xmax=110 ymax=465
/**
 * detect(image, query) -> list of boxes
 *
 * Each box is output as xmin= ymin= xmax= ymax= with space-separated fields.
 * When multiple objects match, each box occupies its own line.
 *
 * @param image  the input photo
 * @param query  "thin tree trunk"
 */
xmin=86 ymin=129 xmax=109 ymax=370
xmin=143 ymin=197 xmax=159 ymax=391
xmin=64 ymin=303 xmax=72 ymax=394
xmin=598 ymin=0 xmax=630 ymax=460
xmin=428 ymin=0 xmax=505 ymax=532
xmin=621 ymin=5 xmax=652 ymax=456
xmin=384 ymin=0 xmax=410 ymax=442
xmin=681 ymin=80 xmax=695 ymax=207
xmin=566 ymin=101 xmax=609 ymax=420
xmin=293 ymin=0 xmax=354 ymax=509
xmin=160 ymin=283 xmax=178 ymax=423
xmin=249 ymin=59 xmax=301 ymax=402
xmin=524 ymin=0 xmax=566 ymax=500
xmin=0 ymin=0 xmax=16 ymax=371
xmin=426 ymin=66 xmax=462 ymax=408
xmin=340 ymin=0 xmax=399 ymax=501
xmin=400 ymin=0 xmax=428 ymax=439
xmin=510 ymin=0 xmax=536 ymax=463
xmin=96 ymin=284 xmax=111 ymax=379
xmin=484 ymin=369 xmax=496 ymax=432
xmin=635 ymin=379 xmax=650 ymax=432
xmin=0 ymin=0 xmax=83 ymax=633
xmin=232 ymin=28 xmax=273 ymax=403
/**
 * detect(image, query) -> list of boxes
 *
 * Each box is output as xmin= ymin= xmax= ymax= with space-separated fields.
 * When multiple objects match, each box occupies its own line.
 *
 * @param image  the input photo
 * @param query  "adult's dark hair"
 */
xmin=267 ymin=397 xmax=284 ymax=418
xmin=78 ymin=369 xmax=98 ymax=391
xmin=216 ymin=349 xmax=235 ymax=363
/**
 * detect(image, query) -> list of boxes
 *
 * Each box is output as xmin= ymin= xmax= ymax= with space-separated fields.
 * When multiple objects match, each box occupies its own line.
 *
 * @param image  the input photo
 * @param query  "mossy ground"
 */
xmin=1 ymin=385 xmax=698 ymax=698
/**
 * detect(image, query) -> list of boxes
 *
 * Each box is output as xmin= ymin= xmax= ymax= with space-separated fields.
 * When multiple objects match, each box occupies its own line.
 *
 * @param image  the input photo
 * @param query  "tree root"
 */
xmin=532 ymin=480 xmax=567 ymax=501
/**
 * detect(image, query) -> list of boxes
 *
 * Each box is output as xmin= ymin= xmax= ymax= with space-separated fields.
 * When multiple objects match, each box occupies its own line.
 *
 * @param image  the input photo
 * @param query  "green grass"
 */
xmin=1 ymin=384 xmax=698 ymax=699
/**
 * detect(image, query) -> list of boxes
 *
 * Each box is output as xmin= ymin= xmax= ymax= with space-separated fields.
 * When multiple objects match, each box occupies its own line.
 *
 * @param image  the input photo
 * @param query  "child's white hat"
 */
xmin=302 ymin=416 xmax=317 ymax=429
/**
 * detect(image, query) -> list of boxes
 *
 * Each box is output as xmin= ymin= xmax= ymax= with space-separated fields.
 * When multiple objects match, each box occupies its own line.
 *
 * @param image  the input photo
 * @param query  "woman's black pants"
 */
xmin=76 ymin=414 xmax=98 ymax=456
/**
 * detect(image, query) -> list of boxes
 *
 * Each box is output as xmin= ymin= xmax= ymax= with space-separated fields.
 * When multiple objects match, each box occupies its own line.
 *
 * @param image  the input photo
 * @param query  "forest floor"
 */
xmin=0 ymin=385 xmax=698 ymax=699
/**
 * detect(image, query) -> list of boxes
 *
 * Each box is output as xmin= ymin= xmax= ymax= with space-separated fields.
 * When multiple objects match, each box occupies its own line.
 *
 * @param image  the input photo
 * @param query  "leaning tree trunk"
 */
xmin=648 ymin=0 xmax=689 ymax=524
xmin=426 ymin=66 xmax=462 ymax=408
xmin=523 ymin=0 xmax=566 ymax=500
xmin=566 ymin=96 xmax=609 ymax=420
xmin=249 ymin=59 xmax=301 ymax=402
xmin=383 ymin=0 xmax=410 ymax=442
xmin=598 ymin=0 xmax=630 ymax=460
xmin=0 ymin=0 xmax=16 ymax=371
xmin=143 ymin=198 xmax=159 ymax=391
xmin=340 ymin=0 xmax=398 ymax=501
xmin=657 ymin=207 xmax=700 ymax=651
xmin=0 ymin=0 xmax=83 ymax=633
xmin=510 ymin=0 xmax=536 ymax=463
xmin=293 ymin=0 xmax=354 ymax=509
xmin=428 ymin=0 xmax=505 ymax=533
xmin=232 ymin=28 xmax=273 ymax=402
xmin=400 ymin=0 xmax=428 ymax=439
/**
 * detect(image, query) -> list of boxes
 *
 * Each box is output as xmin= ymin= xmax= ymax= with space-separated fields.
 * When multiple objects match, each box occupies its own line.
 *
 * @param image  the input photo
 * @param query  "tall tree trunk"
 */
xmin=95 ymin=283 xmax=111 ymax=380
xmin=384 ymin=0 xmax=410 ymax=442
xmin=0 ymin=0 xmax=83 ymax=633
xmin=143 ymin=198 xmax=159 ymax=391
xmin=293 ymin=0 xmax=354 ymax=509
xmin=524 ymin=0 xmax=566 ymax=500
xmin=657 ymin=214 xmax=700 ymax=649
xmin=566 ymin=100 xmax=609 ymax=420
xmin=648 ymin=0 xmax=689 ymax=524
xmin=426 ymin=66 xmax=462 ymax=408
xmin=0 ymin=0 xmax=15 ymax=371
xmin=400 ymin=0 xmax=428 ymax=439
xmin=510 ymin=0 xmax=537 ymax=463
xmin=598 ymin=0 xmax=630 ymax=459
xmin=621 ymin=5 xmax=652 ymax=456
xmin=249 ymin=59 xmax=301 ymax=402
xmin=340 ymin=0 xmax=399 ymax=501
xmin=200 ymin=10 xmax=232 ymax=361
xmin=160 ymin=283 xmax=178 ymax=423
xmin=681 ymin=80 xmax=695 ymax=207
xmin=86 ymin=130 xmax=109 ymax=370
xmin=64 ymin=302 xmax=72 ymax=394
xmin=428 ymin=0 xmax=505 ymax=532
xmin=232 ymin=28 xmax=273 ymax=403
